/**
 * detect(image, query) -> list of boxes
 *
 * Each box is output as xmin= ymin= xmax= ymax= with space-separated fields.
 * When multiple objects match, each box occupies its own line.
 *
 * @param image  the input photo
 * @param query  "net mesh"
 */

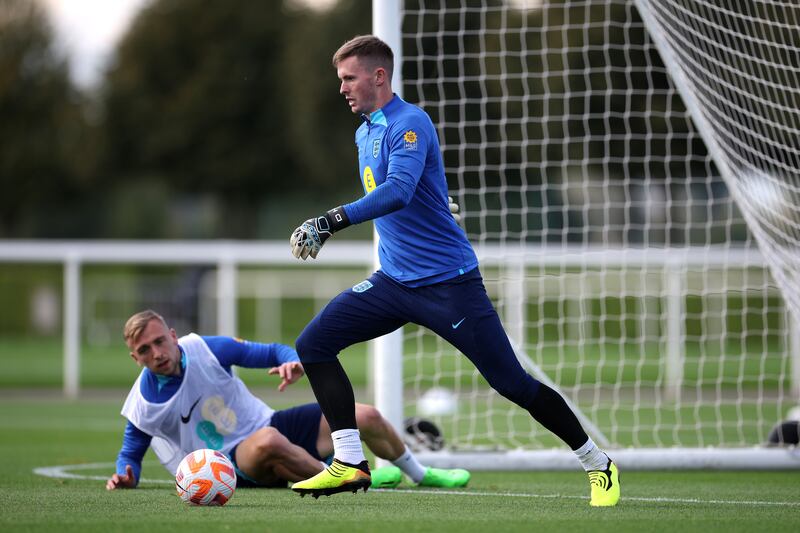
xmin=398 ymin=0 xmax=797 ymax=451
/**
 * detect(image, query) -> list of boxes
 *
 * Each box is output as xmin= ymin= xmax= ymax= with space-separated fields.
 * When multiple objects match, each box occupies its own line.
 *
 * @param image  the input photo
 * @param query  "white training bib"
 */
xmin=121 ymin=333 xmax=274 ymax=474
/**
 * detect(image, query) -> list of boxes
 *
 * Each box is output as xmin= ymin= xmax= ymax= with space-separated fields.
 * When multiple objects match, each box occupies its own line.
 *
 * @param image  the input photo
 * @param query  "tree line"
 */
xmin=2 ymin=0 xmax=716 ymax=241
xmin=1 ymin=0 xmax=371 ymax=238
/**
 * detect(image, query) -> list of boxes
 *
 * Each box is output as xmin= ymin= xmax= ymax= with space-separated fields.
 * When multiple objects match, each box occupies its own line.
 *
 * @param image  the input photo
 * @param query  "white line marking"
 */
xmin=379 ymin=488 xmax=800 ymax=507
xmin=34 ymin=463 xmax=800 ymax=507
xmin=34 ymin=462 xmax=172 ymax=485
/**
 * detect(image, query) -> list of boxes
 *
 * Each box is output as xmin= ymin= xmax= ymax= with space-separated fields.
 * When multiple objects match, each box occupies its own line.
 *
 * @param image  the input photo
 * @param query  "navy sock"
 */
xmin=302 ymin=360 xmax=357 ymax=431
xmin=525 ymin=383 xmax=589 ymax=450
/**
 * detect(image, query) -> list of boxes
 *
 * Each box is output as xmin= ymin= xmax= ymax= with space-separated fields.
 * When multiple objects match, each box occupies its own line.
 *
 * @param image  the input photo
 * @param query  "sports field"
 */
xmin=2 ymin=395 xmax=798 ymax=533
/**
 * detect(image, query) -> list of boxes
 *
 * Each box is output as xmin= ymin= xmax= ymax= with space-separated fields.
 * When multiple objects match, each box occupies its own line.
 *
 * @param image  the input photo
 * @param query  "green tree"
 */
xmin=100 ymin=0 xmax=369 ymax=238
xmin=0 ymin=0 xmax=93 ymax=237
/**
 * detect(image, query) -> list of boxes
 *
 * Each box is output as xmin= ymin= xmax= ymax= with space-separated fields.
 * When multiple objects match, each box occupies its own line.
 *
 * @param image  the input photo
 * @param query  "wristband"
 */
xmin=325 ymin=206 xmax=351 ymax=233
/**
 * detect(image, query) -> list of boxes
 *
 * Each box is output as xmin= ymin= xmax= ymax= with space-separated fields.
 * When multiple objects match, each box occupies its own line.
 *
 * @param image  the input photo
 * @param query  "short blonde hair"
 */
xmin=332 ymin=34 xmax=394 ymax=79
xmin=123 ymin=310 xmax=168 ymax=344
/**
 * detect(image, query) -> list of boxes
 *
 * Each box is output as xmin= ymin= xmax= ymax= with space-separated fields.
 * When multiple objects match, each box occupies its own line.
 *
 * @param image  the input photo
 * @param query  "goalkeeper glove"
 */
xmin=290 ymin=207 xmax=350 ymax=260
xmin=448 ymin=196 xmax=462 ymax=223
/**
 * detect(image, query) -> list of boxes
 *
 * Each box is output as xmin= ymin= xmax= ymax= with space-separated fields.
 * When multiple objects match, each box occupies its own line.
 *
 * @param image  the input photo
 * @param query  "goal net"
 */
xmin=388 ymin=0 xmax=800 ymax=469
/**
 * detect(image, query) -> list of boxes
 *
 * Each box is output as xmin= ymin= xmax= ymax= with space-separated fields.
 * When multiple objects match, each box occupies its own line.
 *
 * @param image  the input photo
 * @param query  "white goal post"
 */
xmin=373 ymin=0 xmax=800 ymax=470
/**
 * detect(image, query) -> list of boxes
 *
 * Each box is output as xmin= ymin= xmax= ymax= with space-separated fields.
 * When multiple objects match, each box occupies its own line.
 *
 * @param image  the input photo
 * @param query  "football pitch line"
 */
xmin=34 ymin=462 xmax=174 ymax=485
xmin=386 ymin=488 xmax=800 ymax=507
xmin=34 ymin=462 xmax=800 ymax=507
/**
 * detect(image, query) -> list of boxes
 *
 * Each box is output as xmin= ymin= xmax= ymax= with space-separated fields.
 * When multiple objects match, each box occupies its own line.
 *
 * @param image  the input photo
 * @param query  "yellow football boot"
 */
xmin=588 ymin=459 xmax=620 ymax=507
xmin=291 ymin=459 xmax=371 ymax=499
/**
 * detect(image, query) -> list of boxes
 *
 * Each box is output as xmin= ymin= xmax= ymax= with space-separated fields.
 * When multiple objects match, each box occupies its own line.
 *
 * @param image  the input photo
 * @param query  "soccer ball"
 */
xmin=417 ymin=387 xmax=458 ymax=416
xmin=175 ymin=449 xmax=237 ymax=506
xmin=738 ymin=168 xmax=798 ymax=231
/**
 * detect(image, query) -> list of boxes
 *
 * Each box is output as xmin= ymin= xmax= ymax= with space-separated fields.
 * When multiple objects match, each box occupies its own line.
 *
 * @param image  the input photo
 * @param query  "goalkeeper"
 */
xmin=289 ymin=35 xmax=620 ymax=506
xmin=105 ymin=309 xmax=469 ymax=491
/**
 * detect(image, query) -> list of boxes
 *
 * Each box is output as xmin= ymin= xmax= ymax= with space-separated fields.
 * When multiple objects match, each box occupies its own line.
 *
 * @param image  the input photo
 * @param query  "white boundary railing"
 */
xmin=2 ymin=240 xmax=795 ymax=400
xmin=1 ymin=240 xmax=373 ymax=398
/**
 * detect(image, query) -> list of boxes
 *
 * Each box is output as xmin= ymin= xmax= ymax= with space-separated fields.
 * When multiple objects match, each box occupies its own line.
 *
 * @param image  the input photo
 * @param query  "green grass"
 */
xmin=402 ymin=332 xmax=789 ymax=389
xmin=0 ymin=337 xmax=369 ymax=390
xmin=410 ymin=396 xmax=786 ymax=449
xmin=1 ymin=397 xmax=799 ymax=532
xmin=0 ymin=334 xmax=788 ymax=390
xmin=1 ymin=334 xmax=790 ymax=449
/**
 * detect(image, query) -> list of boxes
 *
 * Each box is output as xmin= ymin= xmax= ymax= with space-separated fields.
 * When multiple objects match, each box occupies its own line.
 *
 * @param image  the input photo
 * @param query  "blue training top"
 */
xmin=343 ymin=94 xmax=478 ymax=287
xmin=115 ymin=336 xmax=298 ymax=482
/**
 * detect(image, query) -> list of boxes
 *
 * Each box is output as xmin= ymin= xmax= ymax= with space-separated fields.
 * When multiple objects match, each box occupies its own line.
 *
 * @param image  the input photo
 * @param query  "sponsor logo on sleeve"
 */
xmin=403 ymin=130 xmax=418 ymax=151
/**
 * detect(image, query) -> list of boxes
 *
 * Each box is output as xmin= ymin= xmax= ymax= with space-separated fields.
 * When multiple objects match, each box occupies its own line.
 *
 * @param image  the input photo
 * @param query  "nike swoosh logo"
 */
xmin=180 ymin=397 xmax=201 ymax=424
xmin=451 ymin=317 xmax=466 ymax=329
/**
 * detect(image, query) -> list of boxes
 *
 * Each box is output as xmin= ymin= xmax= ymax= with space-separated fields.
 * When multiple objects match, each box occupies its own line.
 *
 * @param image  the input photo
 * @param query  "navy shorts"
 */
xmin=230 ymin=402 xmax=325 ymax=488
xmin=269 ymin=403 xmax=326 ymax=460
xmin=296 ymin=268 xmax=540 ymax=407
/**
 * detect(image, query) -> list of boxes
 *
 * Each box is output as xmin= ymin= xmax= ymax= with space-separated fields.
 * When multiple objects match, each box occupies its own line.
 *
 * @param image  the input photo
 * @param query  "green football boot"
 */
xmin=291 ymin=459 xmax=371 ymax=499
xmin=588 ymin=459 xmax=620 ymax=507
xmin=418 ymin=467 xmax=471 ymax=488
xmin=371 ymin=465 xmax=403 ymax=488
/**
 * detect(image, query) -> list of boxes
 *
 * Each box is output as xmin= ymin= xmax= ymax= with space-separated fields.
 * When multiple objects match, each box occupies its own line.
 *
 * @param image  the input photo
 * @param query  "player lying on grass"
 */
xmin=106 ymin=309 xmax=469 ymax=491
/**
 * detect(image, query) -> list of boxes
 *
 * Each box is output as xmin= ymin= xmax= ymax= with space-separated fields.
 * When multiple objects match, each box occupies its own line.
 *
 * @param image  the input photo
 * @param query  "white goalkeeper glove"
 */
xmin=290 ymin=206 xmax=350 ymax=260
xmin=449 ymin=196 xmax=462 ymax=223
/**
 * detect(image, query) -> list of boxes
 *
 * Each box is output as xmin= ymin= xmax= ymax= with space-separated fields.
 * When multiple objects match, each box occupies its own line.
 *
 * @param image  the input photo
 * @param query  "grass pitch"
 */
xmin=1 ymin=396 xmax=798 ymax=533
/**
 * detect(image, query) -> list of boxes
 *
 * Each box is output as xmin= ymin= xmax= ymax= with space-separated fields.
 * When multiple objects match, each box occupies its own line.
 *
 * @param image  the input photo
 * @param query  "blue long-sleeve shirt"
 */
xmin=343 ymin=94 xmax=478 ymax=286
xmin=115 ymin=336 xmax=298 ymax=482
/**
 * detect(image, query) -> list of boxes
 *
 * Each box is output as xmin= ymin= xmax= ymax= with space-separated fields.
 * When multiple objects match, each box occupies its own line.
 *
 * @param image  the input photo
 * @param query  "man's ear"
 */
xmin=375 ymin=67 xmax=388 ymax=86
xmin=129 ymin=351 xmax=142 ymax=366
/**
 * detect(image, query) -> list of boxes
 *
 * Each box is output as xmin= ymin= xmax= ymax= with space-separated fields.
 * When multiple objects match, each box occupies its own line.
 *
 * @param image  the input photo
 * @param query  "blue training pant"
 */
xmin=296 ymin=268 xmax=540 ymax=408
